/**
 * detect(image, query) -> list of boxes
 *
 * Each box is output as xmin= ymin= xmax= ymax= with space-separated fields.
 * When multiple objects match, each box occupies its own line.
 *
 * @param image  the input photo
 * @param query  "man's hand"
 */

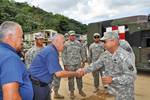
xmin=55 ymin=70 xmax=83 ymax=78
xmin=76 ymin=68 xmax=85 ymax=77
xmin=102 ymin=76 xmax=113 ymax=85
xmin=64 ymin=65 xmax=69 ymax=71
xmin=81 ymin=62 xmax=85 ymax=68
xmin=2 ymin=82 xmax=22 ymax=100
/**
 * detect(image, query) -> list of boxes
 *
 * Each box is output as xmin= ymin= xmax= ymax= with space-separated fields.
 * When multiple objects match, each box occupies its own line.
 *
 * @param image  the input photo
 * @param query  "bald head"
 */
xmin=52 ymin=34 xmax=65 ymax=52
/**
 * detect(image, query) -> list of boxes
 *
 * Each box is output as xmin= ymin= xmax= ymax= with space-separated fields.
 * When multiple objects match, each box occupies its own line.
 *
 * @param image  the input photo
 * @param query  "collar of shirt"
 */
xmin=0 ymin=42 xmax=17 ymax=54
xmin=51 ymin=44 xmax=58 ymax=55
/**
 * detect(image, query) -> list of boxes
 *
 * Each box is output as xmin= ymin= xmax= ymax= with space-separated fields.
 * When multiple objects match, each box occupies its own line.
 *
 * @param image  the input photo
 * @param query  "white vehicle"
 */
xmin=24 ymin=29 xmax=58 ymax=49
xmin=42 ymin=29 xmax=58 ymax=39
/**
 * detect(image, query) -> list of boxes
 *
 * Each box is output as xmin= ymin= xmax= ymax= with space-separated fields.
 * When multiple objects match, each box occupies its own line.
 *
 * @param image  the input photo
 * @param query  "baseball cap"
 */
xmin=100 ymin=31 xmax=119 ymax=41
xmin=64 ymin=33 xmax=69 ymax=36
xmin=68 ymin=30 xmax=76 ymax=35
xmin=93 ymin=33 xmax=100 ymax=37
xmin=48 ymin=36 xmax=55 ymax=42
xmin=34 ymin=32 xmax=44 ymax=39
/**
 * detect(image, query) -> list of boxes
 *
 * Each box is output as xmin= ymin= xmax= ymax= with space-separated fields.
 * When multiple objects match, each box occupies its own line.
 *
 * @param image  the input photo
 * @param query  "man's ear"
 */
xmin=5 ymin=33 xmax=15 ymax=43
xmin=7 ymin=33 xmax=13 ymax=40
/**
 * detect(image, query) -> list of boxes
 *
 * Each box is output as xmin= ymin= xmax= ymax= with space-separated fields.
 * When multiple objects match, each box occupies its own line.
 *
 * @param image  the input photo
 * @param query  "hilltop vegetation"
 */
xmin=0 ymin=0 xmax=87 ymax=34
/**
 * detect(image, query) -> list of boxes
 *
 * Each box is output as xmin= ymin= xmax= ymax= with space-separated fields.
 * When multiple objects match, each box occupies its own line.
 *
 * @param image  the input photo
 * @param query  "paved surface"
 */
xmin=51 ymin=60 xmax=150 ymax=100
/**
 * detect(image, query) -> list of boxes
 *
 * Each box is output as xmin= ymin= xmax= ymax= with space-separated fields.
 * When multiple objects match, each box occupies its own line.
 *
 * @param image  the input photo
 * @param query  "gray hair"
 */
xmin=52 ymin=34 xmax=64 ymax=44
xmin=0 ymin=21 xmax=20 ymax=41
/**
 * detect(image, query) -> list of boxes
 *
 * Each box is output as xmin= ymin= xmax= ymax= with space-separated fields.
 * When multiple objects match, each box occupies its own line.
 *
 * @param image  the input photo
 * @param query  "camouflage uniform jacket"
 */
xmin=88 ymin=42 xmax=104 ymax=63
xmin=119 ymin=40 xmax=134 ymax=54
xmin=84 ymin=47 xmax=137 ymax=100
xmin=119 ymin=40 xmax=136 ymax=68
xmin=80 ymin=42 xmax=87 ymax=62
xmin=25 ymin=45 xmax=43 ymax=69
xmin=62 ymin=40 xmax=86 ymax=66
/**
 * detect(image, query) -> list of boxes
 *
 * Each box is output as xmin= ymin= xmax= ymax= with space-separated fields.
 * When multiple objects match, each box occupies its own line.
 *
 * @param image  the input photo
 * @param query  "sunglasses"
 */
xmin=94 ymin=36 xmax=100 ymax=38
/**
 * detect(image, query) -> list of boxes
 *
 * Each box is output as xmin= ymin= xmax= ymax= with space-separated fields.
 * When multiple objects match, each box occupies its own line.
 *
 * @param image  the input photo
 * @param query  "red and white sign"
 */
xmin=106 ymin=26 xmax=125 ymax=40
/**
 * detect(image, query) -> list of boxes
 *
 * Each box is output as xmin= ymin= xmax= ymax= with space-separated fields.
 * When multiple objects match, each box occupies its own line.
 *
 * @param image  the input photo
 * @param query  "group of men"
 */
xmin=0 ymin=21 xmax=137 ymax=100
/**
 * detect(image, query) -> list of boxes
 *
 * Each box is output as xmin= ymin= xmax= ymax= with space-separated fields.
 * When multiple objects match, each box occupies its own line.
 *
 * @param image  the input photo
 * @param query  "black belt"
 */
xmin=29 ymin=76 xmax=48 ymax=87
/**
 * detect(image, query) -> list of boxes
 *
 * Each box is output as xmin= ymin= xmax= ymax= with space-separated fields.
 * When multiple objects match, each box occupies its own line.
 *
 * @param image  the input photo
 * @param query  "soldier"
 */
xmin=62 ymin=30 xmax=86 ymax=99
xmin=47 ymin=36 xmax=64 ymax=99
xmin=120 ymin=39 xmax=133 ymax=53
xmin=79 ymin=36 xmax=88 ymax=68
xmin=47 ymin=36 xmax=53 ymax=44
xmin=77 ymin=31 xmax=137 ymax=100
xmin=64 ymin=33 xmax=69 ymax=41
xmin=114 ymin=30 xmax=136 ymax=68
xmin=25 ymin=32 xmax=44 ymax=69
xmin=88 ymin=33 xmax=104 ymax=93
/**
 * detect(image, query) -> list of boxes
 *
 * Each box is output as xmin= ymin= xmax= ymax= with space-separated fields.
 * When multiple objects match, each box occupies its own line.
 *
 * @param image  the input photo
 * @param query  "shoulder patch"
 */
xmin=128 ymin=65 xmax=134 ymax=71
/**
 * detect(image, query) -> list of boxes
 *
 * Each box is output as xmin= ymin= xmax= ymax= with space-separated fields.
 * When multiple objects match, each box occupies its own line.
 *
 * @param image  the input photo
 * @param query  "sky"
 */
xmin=14 ymin=0 xmax=150 ymax=24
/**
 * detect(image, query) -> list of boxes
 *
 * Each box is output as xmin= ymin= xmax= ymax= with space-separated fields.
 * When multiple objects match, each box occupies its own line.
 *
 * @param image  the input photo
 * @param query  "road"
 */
xmin=52 ymin=62 xmax=150 ymax=100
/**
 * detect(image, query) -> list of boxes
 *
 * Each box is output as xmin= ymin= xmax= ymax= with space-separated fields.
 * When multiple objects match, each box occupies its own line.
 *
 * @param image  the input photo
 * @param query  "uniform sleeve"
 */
xmin=46 ymin=51 xmax=62 ymax=74
xmin=1 ymin=57 xmax=24 ymax=85
xmin=25 ymin=47 xmax=35 ymax=69
xmin=88 ymin=45 xmax=92 ymax=64
xmin=25 ymin=50 xmax=31 ymax=68
xmin=80 ymin=44 xmax=87 ymax=62
xmin=62 ymin=45 xmax=67 ymax=65
xmin=84 ymin=55 xmax=104 ymax=73
xmin=112 ymin=56 xmax=137 ymax=85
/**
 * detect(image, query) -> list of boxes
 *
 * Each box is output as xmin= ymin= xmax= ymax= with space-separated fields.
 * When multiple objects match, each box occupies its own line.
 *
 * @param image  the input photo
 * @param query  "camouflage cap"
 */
xmin=93 ymin=33 xmax=100 ymax=37
xmin=100 ymin=31 xmax=119 ymax=41
xmin=34 ymin=32 xmax=44 ymax=39
xmin=68 ymin=30 xmax=76 ymax=35
xmin=48 ymin=36 xmax=53 ymax=41
xmin=64 ymin=33 xmax=69 ymax=36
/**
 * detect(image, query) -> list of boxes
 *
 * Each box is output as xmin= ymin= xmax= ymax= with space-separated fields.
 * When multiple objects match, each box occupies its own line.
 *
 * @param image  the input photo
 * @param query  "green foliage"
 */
xmin=0 ymin=0 xmax=87 ymax=34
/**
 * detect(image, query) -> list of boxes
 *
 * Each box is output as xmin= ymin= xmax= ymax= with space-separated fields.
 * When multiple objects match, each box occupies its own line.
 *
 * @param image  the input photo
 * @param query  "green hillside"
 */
xmin=0 ymin=0 xmax=87 ymax=34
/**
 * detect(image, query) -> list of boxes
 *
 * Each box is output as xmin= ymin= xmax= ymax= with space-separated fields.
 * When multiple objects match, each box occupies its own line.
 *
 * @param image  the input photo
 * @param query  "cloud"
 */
xmin=35 ymin=0 xmax=79 ymax=13
xmin=15 ymin=0 xmax=150 ymax=24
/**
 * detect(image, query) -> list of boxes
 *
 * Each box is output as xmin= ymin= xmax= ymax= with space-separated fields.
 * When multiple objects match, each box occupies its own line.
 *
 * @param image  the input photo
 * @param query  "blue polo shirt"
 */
xmin=29 ymin=44 xmax=62 ymax=83
xmin=0 ymin=43 xmax=33 ymax=100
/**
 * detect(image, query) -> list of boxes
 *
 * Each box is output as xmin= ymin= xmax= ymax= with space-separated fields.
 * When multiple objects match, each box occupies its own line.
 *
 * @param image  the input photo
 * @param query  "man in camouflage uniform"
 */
xmin=119 ymin=39 xmax=135 ymax=66
xmin=62 ymin=30 xmax=86 ymax=99
xmin=64 ymin=33 xmax=69 ymax=41
xmin=114 ymin=30 xmax=135 ymax=68
xmin=88 ymin=33 xmax=104 ymax=93
xmin=77 ymin=31 xmax=137 ymax=100
xmin=47 ymin=36 xmax=65 ymax=99
xmin=79 ymin=36 xmax=88 ymax=67
xmin=25 ymin=32 xmax=44 ymax=69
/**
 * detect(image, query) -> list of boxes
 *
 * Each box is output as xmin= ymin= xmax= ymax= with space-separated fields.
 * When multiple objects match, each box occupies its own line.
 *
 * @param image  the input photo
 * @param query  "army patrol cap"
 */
xmin=34 ymin=32 xmax=44 ymax=39
xmin=101 ymin=31 xmax=119 ymax=41
xmin=48 ymin=36 xmax=53 ymax=42
xmin=64 ymin=33 xmax=69 ymax=36
xmin=93 ymin=33 xmax=100 ymax=37
xmin=68 ymin=30 xmax=76 ymax=35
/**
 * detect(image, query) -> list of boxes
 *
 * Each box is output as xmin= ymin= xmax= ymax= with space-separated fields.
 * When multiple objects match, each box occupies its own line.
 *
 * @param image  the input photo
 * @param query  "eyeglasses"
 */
xmin=94 ymin=36 xmax=100 ymax=39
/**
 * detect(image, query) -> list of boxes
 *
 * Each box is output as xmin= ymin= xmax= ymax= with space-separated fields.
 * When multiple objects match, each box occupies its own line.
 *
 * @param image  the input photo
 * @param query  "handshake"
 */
xmin=75 ymin=68 xmax=86 ymax=77
xmin=75 ymin=68 xmax=113 ymax=85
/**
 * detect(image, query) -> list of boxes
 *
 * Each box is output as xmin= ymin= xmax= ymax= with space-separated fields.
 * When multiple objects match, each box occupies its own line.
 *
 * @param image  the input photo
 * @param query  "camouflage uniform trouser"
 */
xmin=51 ymin=75 xmax=61 ymax=92
xmin=92 ymin=70 xmax=100 ymax=89
xmin=92 ymin=67 xmax=103 ymax=89
xmin=108 ymin=84 xmax=135 ymax=100
xmin=116 ymin=86 xmax=134 ymax=100
xmin=67 ymin=64 xmax=83 ymax=92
